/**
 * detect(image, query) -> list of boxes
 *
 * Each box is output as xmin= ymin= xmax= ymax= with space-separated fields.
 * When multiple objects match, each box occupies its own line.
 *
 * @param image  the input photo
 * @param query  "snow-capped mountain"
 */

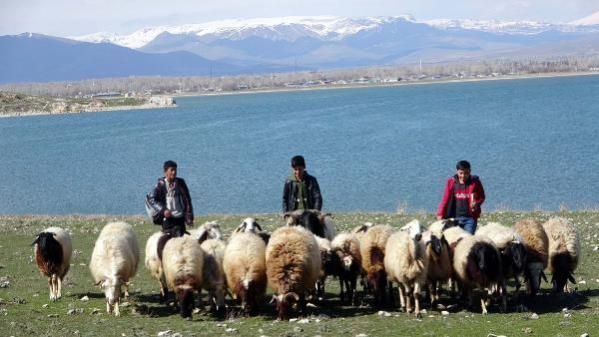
xmin=72 ymin=16 xmax=416 ymax=49
xmin=72 ymin=15 xmax=598 ymax=49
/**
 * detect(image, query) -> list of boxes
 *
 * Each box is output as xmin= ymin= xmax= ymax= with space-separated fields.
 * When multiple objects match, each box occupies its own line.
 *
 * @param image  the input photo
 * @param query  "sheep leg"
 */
xmin=350 ymin=277 xmax=357 ymax=306
xmin=500 ymin=281 xmax=508 ymax=313
xmin=106 ymin=301 xmax=112 ymax=314
xmin=405 ymin=285 xmax=413 ymax=313
xmin=124 ymin=282 xmax=130 ymax=299
xmin=56 ymin=276 xmax=62 ymax=300
xmin=514 ymin=276 xmax=521 ymax=292
xmin=480 ymin=295 xmax=488 ymax=315
xmin=414 ymin=282 xmax=422 ymax=318
xmin=48 ymin=277 xmax=55 ymax=301
xmin=339 ymin=278 xmax=345 ymax=302
xmin=428 ymin=282 xmax=436 ymax=306
xmin=397 ymin=284 xmax=406 ymax=312
xmin=114 ymin=301 xmax=120 ymax=316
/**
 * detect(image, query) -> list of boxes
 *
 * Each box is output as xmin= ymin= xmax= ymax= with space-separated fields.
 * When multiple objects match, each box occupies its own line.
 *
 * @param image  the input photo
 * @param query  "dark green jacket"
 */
xmin=282 ymin=172 xmax=322 ymax=213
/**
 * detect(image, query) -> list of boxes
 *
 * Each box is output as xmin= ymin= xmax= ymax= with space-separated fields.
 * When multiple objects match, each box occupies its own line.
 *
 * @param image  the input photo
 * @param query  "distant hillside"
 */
xmin=0 ymin=33 xmax=241 ymax=84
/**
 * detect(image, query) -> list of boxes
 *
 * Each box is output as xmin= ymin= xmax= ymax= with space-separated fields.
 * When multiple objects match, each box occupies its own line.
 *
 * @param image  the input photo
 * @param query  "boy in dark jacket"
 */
xmin=147 ymin=160 xmax=194 ymax=237
xmin=282 ymin=155 xmax=322 ymax=213
xmin=437 ymin=160 xmax=485 ymax=234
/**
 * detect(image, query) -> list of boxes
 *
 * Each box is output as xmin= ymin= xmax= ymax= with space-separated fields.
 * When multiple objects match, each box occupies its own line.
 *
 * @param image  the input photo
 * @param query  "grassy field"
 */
xmin=0 ymin=212 xmax=597 ymax=337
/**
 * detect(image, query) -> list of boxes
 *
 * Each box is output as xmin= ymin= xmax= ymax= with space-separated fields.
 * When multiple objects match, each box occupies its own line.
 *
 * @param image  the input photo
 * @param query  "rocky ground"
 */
xmin=0 ymin=212 xmax=597 ymax=337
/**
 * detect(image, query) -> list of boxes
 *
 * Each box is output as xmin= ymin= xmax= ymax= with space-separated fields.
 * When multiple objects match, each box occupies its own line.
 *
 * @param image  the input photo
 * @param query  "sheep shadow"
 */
xmin=519 ymin=288 xmax=597 ymax=314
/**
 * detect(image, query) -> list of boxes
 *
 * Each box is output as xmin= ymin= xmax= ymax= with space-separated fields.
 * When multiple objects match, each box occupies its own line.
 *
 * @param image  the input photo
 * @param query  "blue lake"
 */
xmin=2 ymin=75 xmax=599 ymax=215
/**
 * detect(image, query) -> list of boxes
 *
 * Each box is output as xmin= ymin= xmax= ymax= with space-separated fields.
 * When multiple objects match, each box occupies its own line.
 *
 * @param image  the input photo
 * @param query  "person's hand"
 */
xmin=471 ymin=203 xmax=479 ymax=213
xmin=164 ymin=210 xmax=172 ymax=218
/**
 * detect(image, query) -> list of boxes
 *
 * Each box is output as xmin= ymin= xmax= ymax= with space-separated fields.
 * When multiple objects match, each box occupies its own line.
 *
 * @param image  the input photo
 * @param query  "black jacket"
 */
xmin=282 ymin=172 xmax=322 ymax=213
xmin=147 ymin=177 xmax=194 ymax=226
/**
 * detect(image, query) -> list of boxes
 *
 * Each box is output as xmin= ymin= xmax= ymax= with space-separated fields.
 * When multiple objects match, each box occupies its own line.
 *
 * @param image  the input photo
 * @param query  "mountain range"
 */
xmin=2 ymin=13 xmax=599 ymax=84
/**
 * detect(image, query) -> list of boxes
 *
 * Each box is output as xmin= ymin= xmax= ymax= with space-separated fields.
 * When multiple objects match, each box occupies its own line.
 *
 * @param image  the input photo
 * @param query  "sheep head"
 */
xmin=97 ymin=277 xmax=123 ymax=315
xmin=524 ymin=261 xmax=547 ymax=296
xmin=271 ymin=292 xmax=300 ymax=320
xmin=551 ymin=252 xmax=576 ymax=293
xmin=235 ymin=218 xmax=262 ymax=234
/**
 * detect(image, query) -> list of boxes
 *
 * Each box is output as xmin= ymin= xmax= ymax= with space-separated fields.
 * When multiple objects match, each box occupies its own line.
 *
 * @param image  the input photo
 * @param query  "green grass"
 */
xmin=0 ymin=212 xmax=597 ymax=337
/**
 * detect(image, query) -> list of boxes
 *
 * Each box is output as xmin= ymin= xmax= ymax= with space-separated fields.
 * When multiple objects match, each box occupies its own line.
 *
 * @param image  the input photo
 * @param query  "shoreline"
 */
xmin=0 ymin=102 xmax=177 ymax=119
xmin=2 ymin=71 xmax=598 ymax=118
xmin=177 ymin=71 xmax=599 ymax=98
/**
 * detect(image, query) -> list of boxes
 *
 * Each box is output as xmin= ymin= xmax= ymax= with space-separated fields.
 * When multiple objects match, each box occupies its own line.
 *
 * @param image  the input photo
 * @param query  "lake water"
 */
xmin=2 ymin=75 xmax=599 ymax=215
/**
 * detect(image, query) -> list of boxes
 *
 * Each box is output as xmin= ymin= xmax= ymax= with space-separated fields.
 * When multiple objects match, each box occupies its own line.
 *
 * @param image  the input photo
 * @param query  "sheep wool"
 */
xmin=33 ymin=227 xmax=72 ymax=301
xmin=542 ymin=217 xmax=581 ymax=293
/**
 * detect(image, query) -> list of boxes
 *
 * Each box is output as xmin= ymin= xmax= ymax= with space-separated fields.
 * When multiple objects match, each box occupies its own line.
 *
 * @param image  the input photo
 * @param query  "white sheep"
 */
xmin=223 ymin=230 xmax=267 ymax=314
xmin=331 ymin=232 xmax=362 ymax=305
xmin=542 ymin=217 xmax=581 ymax=293
xmin=162 ymin=235 xmax=204 ymax=318
xmin=421 ymin=229 xmax=452 ymax=305
xmin=32 ymin=227 xmax=72 ymax=301
xmin=90 ymin=222 xmax=140 ymax=316
xmin=200 ymin=238 xmax=227 ymax=316
xmin=235 ymin=217 xmax=270 ymax=243
xmin=384 ymin=228 xmax=428 ymax=317
xmin=189 ymin=220 xmax=223 ymax=241
xmin=314 ymin=236 xmax=336 ymax=300
xmin=266 ymin=226 xmax=321 ymax=320
xmin=144 ymin=231 xmax=168 ymax=301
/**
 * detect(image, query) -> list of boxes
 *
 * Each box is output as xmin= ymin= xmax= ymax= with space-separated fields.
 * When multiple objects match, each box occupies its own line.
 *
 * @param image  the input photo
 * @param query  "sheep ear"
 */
xmin=254 ymin=222 xmax=262 ymax=231
xmin=197 ymin=230 xmax=209 ymax=244
xmin=94 ymin=280 xmax=104 ymax=287
xmin=235 ymin=223 xmax=246 ymax=233
xmin=31 ymin=236 xmax=40 ymax=246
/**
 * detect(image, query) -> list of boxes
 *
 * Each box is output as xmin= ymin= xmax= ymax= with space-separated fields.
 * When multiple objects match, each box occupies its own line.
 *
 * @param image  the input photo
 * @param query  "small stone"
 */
xmin=293 ymin=327 xmax=303 ymax=333
xmin=121 ymin=302 xmax=130 ymax=307
xmin=530 ymin=313 xmax=539 ymax=320
xmin=172 ymin=334 xmax=183 ymax=337
xmin=564 ymin=313 xmax=572 ymax=318
xmin=428 ymin=315 xmax=435 ymax=318
xmin=192 ymin=308 xmax=201 ymax=314
xmin=581 ymin=333 xmax=589 ymax=337
xmin=523 ymin=327 xmax=533 ymax=334
xmin=562 ymin=308 xmax=569 ymax=312
xmin=0 ymin=277 xmax=10 ymax=288
xmin=579 ymin=280 xmax=586 ymax=285
xmin=289 ymin=318 xmax=298 ymax=322
xmin=441 ymin=311 xmax=450 ymax=316
xmin=225 ymin=328 xmax=238 ymax=333
xmin=157 ymin=331 xmax=172 ymax=337
xmin=80 ymin=296 xmax=89 ymax=302
xmin=67 ymin=309 xmax=76 ymax=315
xmin=42 ymin=304 xmax=48 ymax=308
xmin=420 ymin=309 xmax=427 ymax=314
xmin=593 ymin=246 xmax=598 ymax=252
xmin=355 ymin=334 xmax=368 ymax=337
xmin=377 ymin=310 xmax=391 ymax=317
xmin=47 ymin=314 xmax=59 ymax=318
xmin=90 ymin=308 xmax=100 ymax=315
xmin=297 ymin=318 xmax=310 ymax=324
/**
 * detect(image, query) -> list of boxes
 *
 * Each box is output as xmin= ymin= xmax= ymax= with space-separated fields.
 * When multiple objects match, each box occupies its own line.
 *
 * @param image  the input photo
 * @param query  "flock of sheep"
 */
xmin=31 ymin=210 xmax=581 ymax=320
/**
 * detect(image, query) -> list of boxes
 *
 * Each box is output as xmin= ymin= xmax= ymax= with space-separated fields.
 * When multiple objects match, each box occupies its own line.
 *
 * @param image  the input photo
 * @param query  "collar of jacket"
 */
xmin=288 ymin=171 xmax=310 ymax=182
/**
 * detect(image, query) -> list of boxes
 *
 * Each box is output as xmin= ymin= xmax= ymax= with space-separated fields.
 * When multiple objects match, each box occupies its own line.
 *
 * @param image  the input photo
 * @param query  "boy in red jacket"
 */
xmin=437 ymin=160 xmax=485 ymax=234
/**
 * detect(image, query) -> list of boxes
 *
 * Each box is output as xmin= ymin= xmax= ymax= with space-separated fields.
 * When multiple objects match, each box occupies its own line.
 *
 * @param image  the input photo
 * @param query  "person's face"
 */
xmin=293 ymin=166 xmax=305 ymax=180
xmin=457 ymin=168 xmax=470 ymax=182
xmin=165 ymin=167 xmax=177 ymax=182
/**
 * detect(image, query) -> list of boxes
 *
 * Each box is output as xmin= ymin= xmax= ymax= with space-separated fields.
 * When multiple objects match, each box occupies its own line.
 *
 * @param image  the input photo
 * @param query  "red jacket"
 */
xmin=437 ymin=175 xmax=485 ymax=220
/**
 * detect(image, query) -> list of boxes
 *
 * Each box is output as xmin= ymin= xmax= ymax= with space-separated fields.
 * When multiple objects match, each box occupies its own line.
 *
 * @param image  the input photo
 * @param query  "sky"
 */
xmin=1 ymin=0 xmax=598 ymax=36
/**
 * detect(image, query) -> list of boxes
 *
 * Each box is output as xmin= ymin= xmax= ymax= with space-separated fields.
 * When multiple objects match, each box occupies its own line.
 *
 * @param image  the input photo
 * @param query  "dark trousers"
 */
xmin=162 ymin=217 xmax=186 ymax=237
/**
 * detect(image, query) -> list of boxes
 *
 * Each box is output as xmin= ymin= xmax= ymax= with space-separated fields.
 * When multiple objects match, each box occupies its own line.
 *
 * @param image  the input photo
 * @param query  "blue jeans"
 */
xmin=456 ymin=216 xmax=478 ymax=234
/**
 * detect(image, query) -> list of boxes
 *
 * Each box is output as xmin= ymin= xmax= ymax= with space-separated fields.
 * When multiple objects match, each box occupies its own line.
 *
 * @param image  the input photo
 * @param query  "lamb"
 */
xmin=162 ymin=235 xmax=204 ymax=318
xmin=284 ymin=209 xmax=336 ymax=240
xmin=514 ymin=219 xmax=549 ymax=296
xmin=442 ymin=226 xmax=472 ymax=296
xmin=200 ymin=238 xmax=227 ymax=316
xmin=422 ymin=229 xmax=452 ymax=305
xmin=331 ymin=232 xmax=362 ymax=305
xmin=32 ymin=227 xmax=72 ymax=301
xmin=358 ymin=224 xmax=394 ymax=306
xmin=542 ymin=217 xmax=581 ymax=293
xmin=452 ymin=235 xmax=505 ymax=314
xmin=384 ymin=229 xmax=428 ymax=317
xmin=90 ymin=222 xmax=140 ymax=316
xmin=223 ymin=229 xmax=267 ymax=314
xmin=266 ymin=226 xmax=321 ymax=320
xmin=476 ymin=222 xmax=527 ymax=291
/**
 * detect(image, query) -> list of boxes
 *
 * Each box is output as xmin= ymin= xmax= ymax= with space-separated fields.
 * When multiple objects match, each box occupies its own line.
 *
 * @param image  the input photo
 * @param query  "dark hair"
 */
xmin=456 ymin=160 xmax=471 ymax=171
xmin=164 ymin=160 xmax=178 ymax=171
xmin=291 ymin=155 xmax=306 ymax=168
